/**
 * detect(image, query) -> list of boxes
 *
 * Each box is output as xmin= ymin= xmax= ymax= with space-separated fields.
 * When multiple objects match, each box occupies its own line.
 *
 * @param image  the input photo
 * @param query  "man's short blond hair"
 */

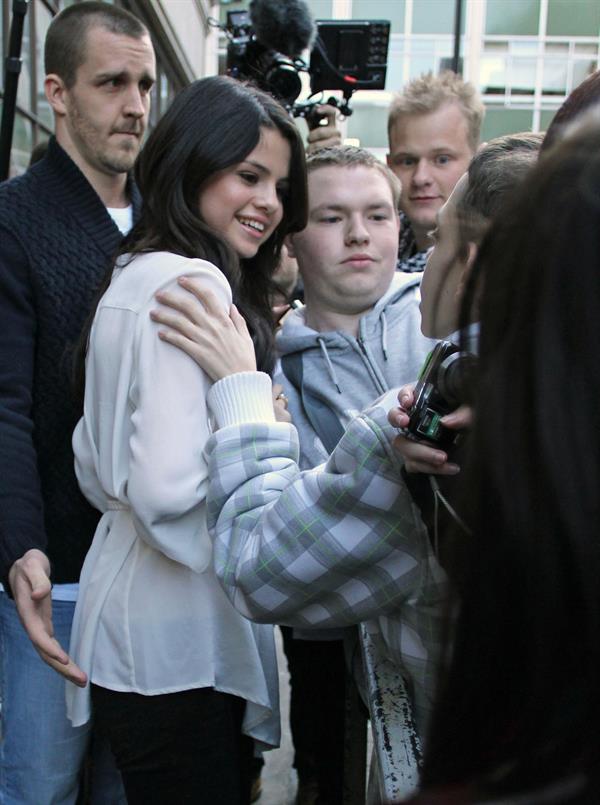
xmin=306 ymin=145 xmax=402 ymax=211
xmin=388 ymin=71 xmax=484 ymax=152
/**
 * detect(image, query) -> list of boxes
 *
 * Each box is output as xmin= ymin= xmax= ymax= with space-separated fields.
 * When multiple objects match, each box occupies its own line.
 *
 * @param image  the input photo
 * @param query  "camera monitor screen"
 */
xmin=309 ymin=20 xmax=391 ymax=95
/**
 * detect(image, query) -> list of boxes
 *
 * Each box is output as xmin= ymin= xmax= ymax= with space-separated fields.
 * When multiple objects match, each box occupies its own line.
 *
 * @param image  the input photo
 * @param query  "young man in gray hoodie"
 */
xmin=277 ymin=146 xmax=433 ymax=469
xmin=273 ymin=146 xmax=434 ymax=804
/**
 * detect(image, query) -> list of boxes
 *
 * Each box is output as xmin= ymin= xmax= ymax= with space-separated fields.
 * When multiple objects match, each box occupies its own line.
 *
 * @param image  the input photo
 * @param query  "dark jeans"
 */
xmin=91 ymin=684 xmax=253 ymax=805
xmin=280 ymin=627 xmax=346 ymax=805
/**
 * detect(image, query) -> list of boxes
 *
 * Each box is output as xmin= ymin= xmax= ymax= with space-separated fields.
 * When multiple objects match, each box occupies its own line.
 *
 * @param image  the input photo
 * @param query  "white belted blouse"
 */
xmin=66 ymin=251 xmax=279 ymax=749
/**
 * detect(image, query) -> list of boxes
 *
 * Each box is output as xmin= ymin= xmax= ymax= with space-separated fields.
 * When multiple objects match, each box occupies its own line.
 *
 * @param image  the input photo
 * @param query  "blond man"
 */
xmin=387 ymin=71 xmax=484 ymax=272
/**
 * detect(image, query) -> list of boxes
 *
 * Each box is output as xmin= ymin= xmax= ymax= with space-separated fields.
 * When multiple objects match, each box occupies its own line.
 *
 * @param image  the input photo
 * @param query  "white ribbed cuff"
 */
xmin=207 ymin=372 xmax=276 ymax=428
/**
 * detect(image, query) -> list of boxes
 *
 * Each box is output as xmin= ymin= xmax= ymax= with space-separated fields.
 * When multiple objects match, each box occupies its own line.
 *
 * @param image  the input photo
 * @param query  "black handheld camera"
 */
xmin=405 ymin=341 xmax=476 ymax=449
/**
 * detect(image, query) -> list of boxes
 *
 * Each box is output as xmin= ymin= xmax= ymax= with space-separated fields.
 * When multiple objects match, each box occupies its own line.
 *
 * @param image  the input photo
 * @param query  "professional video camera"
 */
xmin=220 ymin=0 xmax=390 ymax=126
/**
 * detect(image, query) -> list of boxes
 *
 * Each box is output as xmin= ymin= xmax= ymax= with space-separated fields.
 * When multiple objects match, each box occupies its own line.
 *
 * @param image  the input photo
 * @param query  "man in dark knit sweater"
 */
xmin=0 ymin=3 xmax=155 ymax=802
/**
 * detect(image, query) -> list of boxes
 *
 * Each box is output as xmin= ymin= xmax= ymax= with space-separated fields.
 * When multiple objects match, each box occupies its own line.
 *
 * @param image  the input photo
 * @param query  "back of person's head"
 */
xmin=388 ymin=71 xmax=484 ymax=152
xmin=420 ymin=133 xmax=540 ymax=338
xmin=45 ymin=1 xmax=148 ymax=87
xmin=423 ymin=116 xmax=600 ymax=800
xmin=306 ymin=145 xmax=401 ymax=210
xmin=456 ymin=132 xmax=543 ymax=255
xmin=542 ymin=69 xmax=600 ymax=152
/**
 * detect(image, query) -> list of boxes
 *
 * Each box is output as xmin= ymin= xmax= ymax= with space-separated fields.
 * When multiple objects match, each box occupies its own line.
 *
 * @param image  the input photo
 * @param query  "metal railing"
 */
xmin=360 ymin=624 xmax=421 ymax=803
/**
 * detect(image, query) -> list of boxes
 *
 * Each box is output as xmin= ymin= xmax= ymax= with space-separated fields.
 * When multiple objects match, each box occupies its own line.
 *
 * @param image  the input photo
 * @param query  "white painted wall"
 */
xmin=155 ymin=0 xmax=220 ymax=79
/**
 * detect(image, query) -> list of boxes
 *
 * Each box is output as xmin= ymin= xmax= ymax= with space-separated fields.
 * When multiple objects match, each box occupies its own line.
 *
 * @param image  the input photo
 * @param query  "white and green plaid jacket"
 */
xmin=205 ymin=376 xmax=448 ymax=731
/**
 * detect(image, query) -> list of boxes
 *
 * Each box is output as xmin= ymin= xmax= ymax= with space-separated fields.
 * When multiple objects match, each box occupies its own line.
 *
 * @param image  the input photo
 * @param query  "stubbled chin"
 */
xmin=100 ymin=153 xmax=137 ymax=174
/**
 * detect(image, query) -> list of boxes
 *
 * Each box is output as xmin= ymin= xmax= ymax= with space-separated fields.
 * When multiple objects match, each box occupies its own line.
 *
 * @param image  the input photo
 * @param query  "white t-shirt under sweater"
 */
xmin=107 ymin=204 xmax=133 ymax=236
xmin=67 ymin=251 xmax=280 ymax=750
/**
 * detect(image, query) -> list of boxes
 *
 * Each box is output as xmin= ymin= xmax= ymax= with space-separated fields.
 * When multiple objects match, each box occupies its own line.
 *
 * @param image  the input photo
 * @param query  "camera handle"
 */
xmin=293 ymin=92 xmax=354 ymax=130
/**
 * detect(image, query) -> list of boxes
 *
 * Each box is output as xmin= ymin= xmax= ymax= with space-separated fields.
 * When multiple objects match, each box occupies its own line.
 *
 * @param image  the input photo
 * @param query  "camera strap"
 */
xmin=429 ymin=475 xmax=472 ymax=556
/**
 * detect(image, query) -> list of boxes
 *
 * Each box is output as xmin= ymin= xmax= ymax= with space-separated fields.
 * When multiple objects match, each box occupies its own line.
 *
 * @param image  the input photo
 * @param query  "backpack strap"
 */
xmin=281 ymin=352 xmax=345 ymax=455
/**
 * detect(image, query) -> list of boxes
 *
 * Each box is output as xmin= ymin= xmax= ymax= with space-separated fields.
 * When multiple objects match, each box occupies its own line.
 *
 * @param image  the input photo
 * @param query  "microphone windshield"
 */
xmin=250 ymin=0 xmax=316 ymax=58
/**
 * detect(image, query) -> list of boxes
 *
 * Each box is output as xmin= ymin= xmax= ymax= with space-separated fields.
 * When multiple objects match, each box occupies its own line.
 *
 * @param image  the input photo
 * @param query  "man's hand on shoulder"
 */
xmin=9 ymin=549 xmax=87 ymax=686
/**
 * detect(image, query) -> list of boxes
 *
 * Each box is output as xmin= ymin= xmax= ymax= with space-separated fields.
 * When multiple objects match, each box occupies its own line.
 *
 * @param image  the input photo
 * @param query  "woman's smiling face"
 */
xmin=198 ymin=127 xmax=291 ymax=259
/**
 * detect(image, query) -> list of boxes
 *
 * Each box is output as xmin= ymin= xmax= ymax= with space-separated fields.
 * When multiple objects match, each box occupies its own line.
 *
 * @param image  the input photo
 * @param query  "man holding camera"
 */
xmin=0 ymin=3 xmax=155 ymax=802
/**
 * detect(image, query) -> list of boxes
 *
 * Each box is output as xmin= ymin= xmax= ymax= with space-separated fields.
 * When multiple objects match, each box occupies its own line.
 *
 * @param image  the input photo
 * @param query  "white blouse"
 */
xmin=67 ymin=251 xmax=280 ymax=749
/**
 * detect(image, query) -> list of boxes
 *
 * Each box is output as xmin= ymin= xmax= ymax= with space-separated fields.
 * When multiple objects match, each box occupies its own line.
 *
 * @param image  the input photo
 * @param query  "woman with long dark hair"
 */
xmin=415 ymin=118 xmax=600 ymax=802
xmin=38 ymin=75 xmax=307 ymax=803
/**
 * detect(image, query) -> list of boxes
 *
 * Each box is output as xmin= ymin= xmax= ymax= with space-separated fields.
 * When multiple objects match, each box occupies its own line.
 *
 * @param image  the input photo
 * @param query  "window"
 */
xmin=353 ymin=0 xmax=405 ymax=34
xmin=16 ymin=7 xmax=31 ymax=109
xmin=573 ymin=59 xmax=598 ymax=87
xmin=346 ymin=102 xmax=389 ymax=148
xmin=36 ymin=2 xmax=54 ymax=131
xmin=385 ymin=40 xmax=403 ymax=91
xmin=540 ymin=108 xmax=559 ymax=130
xmin=412 ymin=0 xmax=463 ymax=35
xmin=309 ymin=0 xmax=333 ymax=19
xmin=542 ymin=59 xmax=568 ymax=96
xmin=11 ymin=112 xmax=33 ymax=173
xmin=485 ymin=0 xmax=540 ymax=36
xmin=510 ymin=58 xmax=536 ymax=95
xmin=481 ymin=108 xmax=533 ymax=140
xmin=218 ymin=0 xmax=248 ymax=27
xmin=546 ymin=0 xmax=600 ymax=37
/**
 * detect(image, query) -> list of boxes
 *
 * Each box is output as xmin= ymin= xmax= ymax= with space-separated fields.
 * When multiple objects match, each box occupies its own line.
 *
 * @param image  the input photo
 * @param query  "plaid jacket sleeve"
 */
xmin=205 ymin=396 xmax=447 ymax=630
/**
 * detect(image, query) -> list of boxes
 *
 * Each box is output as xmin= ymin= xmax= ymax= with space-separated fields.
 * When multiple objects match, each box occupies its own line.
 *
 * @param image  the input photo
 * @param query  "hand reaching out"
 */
xmin=306 ymin=105 xmax=342 ymax=154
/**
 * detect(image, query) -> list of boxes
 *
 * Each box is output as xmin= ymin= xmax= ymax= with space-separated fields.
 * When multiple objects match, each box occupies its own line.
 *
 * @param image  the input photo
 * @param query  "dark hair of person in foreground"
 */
xmin=541 ymin=69 xmax=600 ymax=152
xmin=75 ymin=75 xmax=307 ymax=391
xmin=419 ymin=119 xmax=600 ymax=802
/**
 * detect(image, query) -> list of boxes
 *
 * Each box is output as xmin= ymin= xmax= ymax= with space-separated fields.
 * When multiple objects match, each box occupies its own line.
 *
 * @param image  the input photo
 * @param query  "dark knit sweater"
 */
xmin=0 ymin=137 xmax=141 ymax=585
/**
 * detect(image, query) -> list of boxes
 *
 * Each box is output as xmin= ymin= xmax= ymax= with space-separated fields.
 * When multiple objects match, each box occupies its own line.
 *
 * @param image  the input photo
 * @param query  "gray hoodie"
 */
xmin=275 ymin=272 xmax=435 ymax=470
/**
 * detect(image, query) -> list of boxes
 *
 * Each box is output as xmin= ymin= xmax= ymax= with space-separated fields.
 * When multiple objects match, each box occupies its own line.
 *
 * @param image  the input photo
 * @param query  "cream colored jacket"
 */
xmin=67 ymin=251 xmax=279 ymax=750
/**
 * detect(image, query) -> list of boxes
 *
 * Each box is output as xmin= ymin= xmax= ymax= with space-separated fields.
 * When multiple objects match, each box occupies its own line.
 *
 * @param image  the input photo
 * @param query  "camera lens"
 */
xmin=437 ymin=353 xmax=476 ymax=408
xmin=266 ymin=61 xmax=303 ymax=105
